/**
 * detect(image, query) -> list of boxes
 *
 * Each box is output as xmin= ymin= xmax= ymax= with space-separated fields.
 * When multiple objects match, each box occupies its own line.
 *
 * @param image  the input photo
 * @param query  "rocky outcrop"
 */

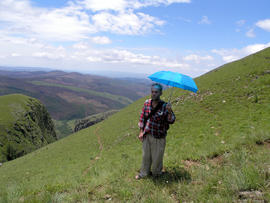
xmin=0 ymin=94 xmax=57 ymax=162
xmin=74 ymin=117 xmax=104 ymax=132
xmin=74 ymin=110 xmax=118 ymax=132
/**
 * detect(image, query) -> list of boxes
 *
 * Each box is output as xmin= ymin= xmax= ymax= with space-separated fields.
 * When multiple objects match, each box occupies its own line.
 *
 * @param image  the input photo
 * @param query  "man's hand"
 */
xmin=166 ymin=102 xmax=172 ymax=113
xmin=138 ymin=131 xmax=144 ymax=142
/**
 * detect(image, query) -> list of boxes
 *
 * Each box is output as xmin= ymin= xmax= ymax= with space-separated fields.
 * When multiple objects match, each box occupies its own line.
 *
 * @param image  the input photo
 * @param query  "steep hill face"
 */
xmin=0 ymin=94 xmax=57 ymax=162
xmin=0 ymin=48 xmax=269 ymax=202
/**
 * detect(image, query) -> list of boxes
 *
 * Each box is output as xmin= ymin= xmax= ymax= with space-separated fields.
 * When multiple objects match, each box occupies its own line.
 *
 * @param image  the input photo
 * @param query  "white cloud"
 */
xmin=246 ymin=29 xmax=255 ymax=38
xmin=164 ymin=0 xmax=191 ymax=3
xmin=212 ymin=42 xmax=270 ymax=63
xmin=32 ymin=51 xmax=66 ymax=59
xmin=235 ymin=20 xmax=246 ymax=33
xmin=91 ymin=36 xmax=111 ymax=44
xmin=212 ymin=49 xmax=239 ymax=63
xmin=82 ymin=48 xmax=190 ymax=69
xmin=236 ymin=20 xmax=246 ymax=26
xmin=11 ymin=53 xmax=21 ymax=57
xmin=243 ymin=43 xmax=270 ymax=55
xmin=0 ymin=0 xmax=183 ymax=41
xmin=207 ymin=63 xmax=216 ymax=67
xmin=183 ymin=54 xmax=213 ymax=63
xmin=86 ymin=56 xmax=102 ymax=62
xmin=81 ymin=0 xmax=190 ymax=12
xmin=81 ymin=0 xmax=128 ymax=12
xmin=72 ymin=42 xmax=89 ymax=49
xmin=92 ymin=11 xmax=164 ymax=35
xmin=256 ymin=19 xmax=270 ymax=32
xmin=0 ymin=0 xmax=95 ymax=41
xmin=198 ymin=16 xmax=211 ymax=24
xmin=0 ymin=34 xmax=191 ymax=74
xmin=31 ymin=8 xmax=94 ymax=41
xmin=222 ymin=55 xmax=239 ymax=63
xmin=176 ymin=17 xmax=192 ymax=23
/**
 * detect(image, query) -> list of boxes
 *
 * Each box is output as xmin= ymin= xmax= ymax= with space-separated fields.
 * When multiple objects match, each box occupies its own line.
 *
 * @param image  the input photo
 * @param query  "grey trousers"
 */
xmin=140 ymin=133 xmax=166 ymax=177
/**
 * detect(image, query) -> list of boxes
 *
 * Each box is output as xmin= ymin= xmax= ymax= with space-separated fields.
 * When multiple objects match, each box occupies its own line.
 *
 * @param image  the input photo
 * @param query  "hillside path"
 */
xmin=83 ymin=126 xmax=103 ymax=176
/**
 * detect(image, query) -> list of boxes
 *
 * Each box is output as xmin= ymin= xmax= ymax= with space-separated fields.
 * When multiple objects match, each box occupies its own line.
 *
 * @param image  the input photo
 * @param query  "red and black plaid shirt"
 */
xmin=138 ymin=99 xmax=175 ymax=138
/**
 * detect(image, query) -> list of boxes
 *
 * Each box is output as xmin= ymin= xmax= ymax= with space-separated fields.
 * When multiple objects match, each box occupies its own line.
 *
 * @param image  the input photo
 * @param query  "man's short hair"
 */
xmin=151 ymin=83 xmax=163 ymax=92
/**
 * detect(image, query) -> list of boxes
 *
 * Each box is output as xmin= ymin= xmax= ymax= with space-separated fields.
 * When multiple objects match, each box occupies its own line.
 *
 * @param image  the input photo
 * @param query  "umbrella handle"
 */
xmin=168 ymin=86 xmax=174 ymax=103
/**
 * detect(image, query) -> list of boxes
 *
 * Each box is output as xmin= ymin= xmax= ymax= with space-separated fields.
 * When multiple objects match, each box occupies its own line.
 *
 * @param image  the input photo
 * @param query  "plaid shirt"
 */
xmin=138 ymin=99 xmax=175 ymax=138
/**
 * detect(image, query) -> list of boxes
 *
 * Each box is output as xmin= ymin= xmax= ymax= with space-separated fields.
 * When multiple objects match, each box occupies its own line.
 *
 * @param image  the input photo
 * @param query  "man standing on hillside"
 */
xmin=136 ymin=83 xmax=175 ymax=179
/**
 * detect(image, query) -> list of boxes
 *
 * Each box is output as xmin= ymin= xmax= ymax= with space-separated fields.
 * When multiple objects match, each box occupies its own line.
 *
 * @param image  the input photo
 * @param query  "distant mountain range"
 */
xmin=0 ymin=66 xmax=148 ymax=78
xmin=0 ymin=69 xmax=151 ymax=122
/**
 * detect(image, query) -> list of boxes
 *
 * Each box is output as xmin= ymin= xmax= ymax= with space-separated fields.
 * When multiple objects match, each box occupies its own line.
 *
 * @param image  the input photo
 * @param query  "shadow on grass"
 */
xmin=151 ymin=166 xmax=191 ymax=185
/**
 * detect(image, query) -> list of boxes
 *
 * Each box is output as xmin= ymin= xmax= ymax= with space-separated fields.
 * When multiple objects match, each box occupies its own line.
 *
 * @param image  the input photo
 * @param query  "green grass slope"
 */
xmin=0 ymin=48 xmax=270 ymax=202
xmin=0 ymin=94 xmax=57 ymax=162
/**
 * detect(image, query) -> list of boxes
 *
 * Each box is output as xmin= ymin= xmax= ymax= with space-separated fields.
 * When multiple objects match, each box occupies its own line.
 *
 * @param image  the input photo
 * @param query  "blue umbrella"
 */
xmin=148 ymin=71 xmax=198 ymax=101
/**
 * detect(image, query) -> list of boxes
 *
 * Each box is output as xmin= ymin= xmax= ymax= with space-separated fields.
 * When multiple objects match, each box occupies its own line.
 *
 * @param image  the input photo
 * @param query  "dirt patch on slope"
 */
xmin=256 ymin=138 xmax=270 ymax=148
xmin=83 ymin=126 xmax=103 ymax=176
xmin=238 ymin=190 xmax=265 ymax=202
xmin=182 ymin=153 xmax=225 ymax=170
xmin=182 ymin=160 xmax=201 ymax=169
xmin=208 ymin=154 xmax=225 ymax=167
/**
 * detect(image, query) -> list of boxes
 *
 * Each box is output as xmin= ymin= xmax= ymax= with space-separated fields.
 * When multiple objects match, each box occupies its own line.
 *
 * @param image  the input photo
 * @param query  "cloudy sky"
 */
xmin=0 ymin=0 xmax=270 ymax=77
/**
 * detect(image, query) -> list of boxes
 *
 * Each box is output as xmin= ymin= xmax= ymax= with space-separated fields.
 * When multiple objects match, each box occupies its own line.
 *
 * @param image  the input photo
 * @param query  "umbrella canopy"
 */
xmin=148 ymin=71 xmax=198 ymax=93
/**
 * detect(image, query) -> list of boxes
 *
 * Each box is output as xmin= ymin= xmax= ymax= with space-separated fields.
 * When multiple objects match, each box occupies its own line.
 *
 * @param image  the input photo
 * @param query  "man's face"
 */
xmin=151 ymin=87 xmax=162 ymax=101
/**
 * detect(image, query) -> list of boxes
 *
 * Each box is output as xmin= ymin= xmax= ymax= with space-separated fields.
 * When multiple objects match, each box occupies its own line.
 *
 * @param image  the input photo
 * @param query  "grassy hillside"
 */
xmin=0 ymin=48 xmax=270 ymax=202
xmin=0 ymin=94 xmax=57 ymax=162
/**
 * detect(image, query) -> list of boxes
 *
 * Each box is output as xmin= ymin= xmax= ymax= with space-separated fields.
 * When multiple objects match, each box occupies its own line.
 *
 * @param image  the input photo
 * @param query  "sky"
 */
xmin=0 ymin=0 xmax=270 ymax=78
